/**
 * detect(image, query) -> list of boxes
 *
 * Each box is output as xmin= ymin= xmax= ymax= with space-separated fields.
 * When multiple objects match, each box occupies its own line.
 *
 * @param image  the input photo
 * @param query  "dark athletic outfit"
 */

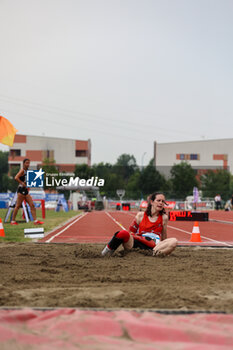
xmin=17 ymin=169 xmax=29 ymax=195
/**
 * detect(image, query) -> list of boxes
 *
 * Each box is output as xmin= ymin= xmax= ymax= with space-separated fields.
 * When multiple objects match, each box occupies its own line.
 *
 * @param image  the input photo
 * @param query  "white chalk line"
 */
xmin=45 ymin=212 xmax=88 ymax=243
xmin=105 ymin=211 xmax=127 ymax=230
xmin=167 ymin=225 xmax=233 ymax=247
xmin=210 ymin=219 xmax=233 ymax=224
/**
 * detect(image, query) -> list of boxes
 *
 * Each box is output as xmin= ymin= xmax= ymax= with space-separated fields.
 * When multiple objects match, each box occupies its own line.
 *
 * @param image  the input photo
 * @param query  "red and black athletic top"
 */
xmin=138 ymin=212 xmax=163 ymax=238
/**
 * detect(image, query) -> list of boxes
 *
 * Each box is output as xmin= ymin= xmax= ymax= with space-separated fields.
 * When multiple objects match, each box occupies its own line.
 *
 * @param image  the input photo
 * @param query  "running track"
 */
xmin=40 ymin=210 xmax=233 ymax=246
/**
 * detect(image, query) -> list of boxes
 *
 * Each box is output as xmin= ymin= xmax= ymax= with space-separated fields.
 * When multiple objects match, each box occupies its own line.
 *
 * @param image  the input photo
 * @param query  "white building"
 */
xmin=154 ymin=138 xmax=233 ymax=177
xmin=9 ymin=134 xmax=91 ymax=172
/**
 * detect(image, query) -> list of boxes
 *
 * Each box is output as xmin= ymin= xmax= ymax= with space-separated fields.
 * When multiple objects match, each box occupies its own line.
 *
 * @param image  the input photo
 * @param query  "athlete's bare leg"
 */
xmin=25 ymin=195 xmax=36 ymax=220
xmin=12 ymin=193 xmax=25 ymax=222
xmin=153 ymin=238 xmax=177 ymax=256
xmin=123 ymin=234 xmax=134 ymax=250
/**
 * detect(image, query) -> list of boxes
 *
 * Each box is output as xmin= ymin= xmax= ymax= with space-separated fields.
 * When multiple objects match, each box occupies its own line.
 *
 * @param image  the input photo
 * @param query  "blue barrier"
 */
xmin=0 ymin=201 xmax=8 ymax=209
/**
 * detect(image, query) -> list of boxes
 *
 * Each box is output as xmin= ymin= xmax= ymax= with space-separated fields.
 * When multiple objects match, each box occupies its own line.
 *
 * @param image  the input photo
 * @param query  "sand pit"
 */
xmin=0 ymin=243 xmax=233 ymax=312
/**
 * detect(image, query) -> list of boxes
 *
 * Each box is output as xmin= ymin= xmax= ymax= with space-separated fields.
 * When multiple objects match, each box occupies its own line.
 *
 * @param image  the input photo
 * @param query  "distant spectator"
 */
xmin=214 ymin=194 xmax=222 ymax=210
xmin=231 ymin=194 xmax=233 ymax=208
xmin=224 ymin=200 xmax=231 ymax=211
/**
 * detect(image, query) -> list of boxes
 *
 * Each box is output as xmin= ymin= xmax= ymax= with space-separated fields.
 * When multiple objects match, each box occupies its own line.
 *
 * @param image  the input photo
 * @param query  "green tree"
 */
xmin=113 ymin=154 xmax=138 ymax=182
xmin=7 ymin=165 xmax=20 ymax=192
xmin=140 ymin=159 xmax=167 ymax=198
xmin=201 ymin=169 xmax=231 ymax=200
xmin=92 ymin=162 xmax=113 ymax=179
xmin=230 ymin=174 xmax=233 ymax=195
xmin=75 ymin=164 xmax=95 ymax=179
xmin=0 ymin=151 xmax=9 ymax=192
xmin=92 ymin=155 xmax=139 ymax=198
xmin=42 ymin=158 xmax=59 ymax=174
xmin=103 ymin=173 xmax=125 ymax=198
xmin=92 ymin=163 xmax=115 ymax=197
xmin=170 ymin=162 xmax=198 ymax=200
xmin=42 ymin=158 xmax=59 ymax=190
xmin=126 ymin=170 xmax=141 ymax=199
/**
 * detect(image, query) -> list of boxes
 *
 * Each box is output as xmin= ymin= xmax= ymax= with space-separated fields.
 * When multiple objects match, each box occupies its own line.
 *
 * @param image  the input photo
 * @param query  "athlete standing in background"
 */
xmin=102 ymin=192 xmax=177 ymax=257
xmin=10 ymin=158 xmax=43 ymax=225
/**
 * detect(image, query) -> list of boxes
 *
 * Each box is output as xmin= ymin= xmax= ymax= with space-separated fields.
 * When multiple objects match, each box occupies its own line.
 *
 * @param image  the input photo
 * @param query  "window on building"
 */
xmin=180 ymin=154 xmax=185 ymax=160
xmin=10 ymin=149 xmax=21 ymax=157
xmin=190 ymin=154 xmax=199 ymax=160
xmin=76 ymin=150 xmax=88 ymax=157
xmin=177 ymin=153 xmax=200 ymax=160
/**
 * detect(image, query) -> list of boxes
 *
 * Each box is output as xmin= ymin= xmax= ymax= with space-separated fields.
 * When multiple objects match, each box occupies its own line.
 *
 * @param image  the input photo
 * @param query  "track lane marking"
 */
xmin=45 ymin=212 xmax=88 ymax=243
xmin=167 ymin=225 xmax=233 ymax=246
xmin=105 ymin=211 xmax=127 ymax=230
xmin=210 ymin=219 xmax=233 ymax=225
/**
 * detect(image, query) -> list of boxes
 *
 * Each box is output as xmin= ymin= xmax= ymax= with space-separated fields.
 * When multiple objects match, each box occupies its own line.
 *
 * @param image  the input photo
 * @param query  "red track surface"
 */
xmin=40 ymin=210 xmax=233 ymax=246
xmin=1 ymin=309 xmax=233 ymax=350
xmin=209 ymin=210 xmax=233 ymax=223
xmin=36 ymin=211 xmax=233 ymax=348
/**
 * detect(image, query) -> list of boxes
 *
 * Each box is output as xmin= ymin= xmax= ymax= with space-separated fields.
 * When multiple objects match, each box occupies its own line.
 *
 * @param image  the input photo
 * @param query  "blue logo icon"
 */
xmin=26 ymin=169 xmax=45 ymax=188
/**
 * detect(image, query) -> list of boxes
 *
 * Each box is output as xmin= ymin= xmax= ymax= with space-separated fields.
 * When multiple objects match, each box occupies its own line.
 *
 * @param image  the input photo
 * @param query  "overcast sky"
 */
xmin=0 ymin=0 xmax=233 ymax=165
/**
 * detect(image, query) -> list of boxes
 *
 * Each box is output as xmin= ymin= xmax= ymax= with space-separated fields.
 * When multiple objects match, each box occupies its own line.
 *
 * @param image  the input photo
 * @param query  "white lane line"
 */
xmin=105 ymin=211 xmax=127 ymax=230
xmin=168 ymin=225 xmax=233 ymax=247
xmin=210 ymin=219 xmax=233 ymax=224
xmin=45 ymin=212 xmax=88 ymax=243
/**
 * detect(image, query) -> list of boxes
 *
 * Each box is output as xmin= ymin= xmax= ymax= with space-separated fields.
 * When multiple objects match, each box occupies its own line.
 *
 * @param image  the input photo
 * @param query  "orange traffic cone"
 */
xmin=0 ymin=218 xmax=5 ymax=237
xmin=190 ymin=221 xmax=202 ymax=242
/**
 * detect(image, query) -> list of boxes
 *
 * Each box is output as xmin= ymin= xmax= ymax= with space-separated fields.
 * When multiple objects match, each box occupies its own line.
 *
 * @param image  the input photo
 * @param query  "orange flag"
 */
xmin=0 ymin=116 xmax=18 ymax=147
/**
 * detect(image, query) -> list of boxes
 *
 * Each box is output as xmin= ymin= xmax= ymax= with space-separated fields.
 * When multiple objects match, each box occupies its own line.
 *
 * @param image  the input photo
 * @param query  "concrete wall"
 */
xmin=9 ymin=134 xmax=91 ymax=170
xmin=155 ymin=138 xmax=233 ymax=175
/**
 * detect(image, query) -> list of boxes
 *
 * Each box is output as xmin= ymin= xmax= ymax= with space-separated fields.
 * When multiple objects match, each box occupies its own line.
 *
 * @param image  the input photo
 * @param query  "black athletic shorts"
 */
xmin=133 ymin=235 xmax=156 ymax=250
xmin=17 ymin=186 xmax=29 ymax=196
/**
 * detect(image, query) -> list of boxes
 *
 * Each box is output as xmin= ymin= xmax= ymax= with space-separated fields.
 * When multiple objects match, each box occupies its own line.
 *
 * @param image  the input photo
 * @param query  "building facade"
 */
xmin=154 ymin=138 xmax=233 ymax=177
xmin=9 ymin=134 xmax=91 ymax=172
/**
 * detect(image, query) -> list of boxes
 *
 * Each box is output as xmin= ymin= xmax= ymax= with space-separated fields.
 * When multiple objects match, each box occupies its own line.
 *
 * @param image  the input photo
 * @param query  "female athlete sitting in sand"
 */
xmin=102 ymin=192 xmax=177 ymax=256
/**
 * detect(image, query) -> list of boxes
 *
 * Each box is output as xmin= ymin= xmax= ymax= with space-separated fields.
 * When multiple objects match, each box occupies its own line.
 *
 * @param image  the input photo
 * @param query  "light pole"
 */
xmin=141 ymin=152 xmax=147 ymax=170
xmin=140 ymin=152 xmax=147 ymax=200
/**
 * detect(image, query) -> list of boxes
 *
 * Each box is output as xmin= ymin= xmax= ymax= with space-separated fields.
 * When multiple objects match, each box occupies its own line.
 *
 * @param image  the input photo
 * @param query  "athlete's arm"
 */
xmin=161 ymin=214 xmax=168 ymax=241
xmin=129 ymin=211 xmax=144 ymax=234
xmin=15 ymin=169 xmax=26 ymax=187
